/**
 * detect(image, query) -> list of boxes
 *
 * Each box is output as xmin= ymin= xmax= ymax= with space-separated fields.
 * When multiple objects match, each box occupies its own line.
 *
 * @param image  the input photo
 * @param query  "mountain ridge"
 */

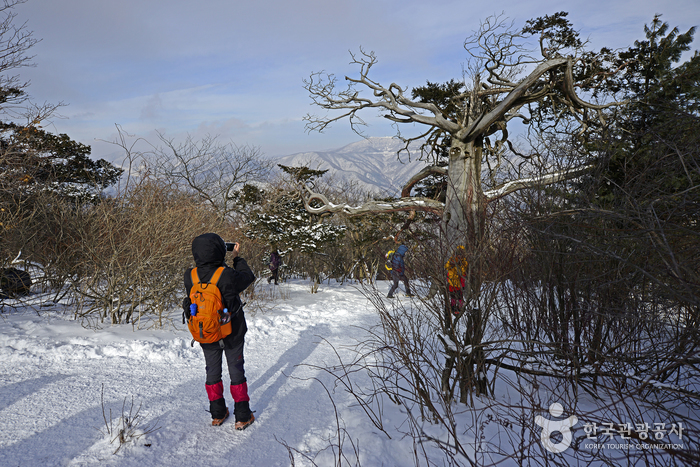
xmin=273 ymin=137 xmax=427 ymax=196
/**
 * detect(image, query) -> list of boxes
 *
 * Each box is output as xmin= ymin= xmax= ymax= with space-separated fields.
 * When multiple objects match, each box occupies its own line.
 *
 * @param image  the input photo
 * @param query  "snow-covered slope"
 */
xmin=273 ymin=137 xmax=426 ymax=196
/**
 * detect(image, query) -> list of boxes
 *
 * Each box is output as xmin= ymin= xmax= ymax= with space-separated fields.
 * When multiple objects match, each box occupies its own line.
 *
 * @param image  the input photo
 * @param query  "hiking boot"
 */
xmin=235 ymin=413 xmax=255 ymax=431
xmin=211 ymin=408 xmax=229 ymax=426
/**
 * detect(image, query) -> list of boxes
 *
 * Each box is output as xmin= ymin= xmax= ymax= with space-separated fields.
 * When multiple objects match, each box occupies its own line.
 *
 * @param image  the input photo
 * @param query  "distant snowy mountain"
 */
xmin=273 ymin=137 xmax=427 ymax=196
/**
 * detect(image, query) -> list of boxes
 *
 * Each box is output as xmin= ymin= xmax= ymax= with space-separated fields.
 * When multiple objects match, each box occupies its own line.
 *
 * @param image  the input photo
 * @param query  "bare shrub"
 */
xmin=71 ymin=176 xmax=237 ymax=328
xmin=0 ymin=187 xmax=96 ymax=305
xmin=100 ymin=384 xmax=160 ymax=455
xmin=487 ymin=173 xmax=700 ymax=464
xmin=302 ymin=189 xmax=700 ymax=466
xmin=240 ymin=277 xmax=291 ymax=315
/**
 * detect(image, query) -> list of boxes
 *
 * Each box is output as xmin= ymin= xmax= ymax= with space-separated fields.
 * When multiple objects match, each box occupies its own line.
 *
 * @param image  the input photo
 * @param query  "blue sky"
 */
xmin=14 ymin=0 xmax=700 ymax=162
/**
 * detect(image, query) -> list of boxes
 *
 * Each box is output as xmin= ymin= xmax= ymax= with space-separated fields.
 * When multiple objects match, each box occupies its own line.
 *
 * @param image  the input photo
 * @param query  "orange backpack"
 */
xmin=187 ymin=267 xmax=232 ymax=347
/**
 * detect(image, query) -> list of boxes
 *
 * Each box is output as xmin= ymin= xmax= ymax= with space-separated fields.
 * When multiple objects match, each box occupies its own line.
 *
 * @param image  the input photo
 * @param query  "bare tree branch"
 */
xmin=401 ymin=165 xmax=447 ymax=198
xmin=484 ymin=164 xmax=593 ymax=201
xmin=302 ymin=163 xmax=591 ymax=216
xmin=304 ymin=49 xmax=460 ymax=137
xmin=146 ymin=133 xmax=272 ymax=221
xmin=462 ymin=57 xmax=567 ymax=140
xmin=303 ymin=185 xmax=444 ymax=216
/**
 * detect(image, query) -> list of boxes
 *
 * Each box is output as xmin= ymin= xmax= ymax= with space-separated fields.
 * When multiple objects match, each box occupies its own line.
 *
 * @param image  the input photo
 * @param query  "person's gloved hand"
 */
xmin=182 ymin=297 xmax=193 ymax=323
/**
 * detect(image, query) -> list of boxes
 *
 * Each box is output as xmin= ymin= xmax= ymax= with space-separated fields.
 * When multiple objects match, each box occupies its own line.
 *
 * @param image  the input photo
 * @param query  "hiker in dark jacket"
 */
xmin=387 ymin=244 xmax=412 ymax=298
xmin=183 ymin=233 xmax=256 ymax=429
xmin=268 ymin=248 xmax=280 ymax=285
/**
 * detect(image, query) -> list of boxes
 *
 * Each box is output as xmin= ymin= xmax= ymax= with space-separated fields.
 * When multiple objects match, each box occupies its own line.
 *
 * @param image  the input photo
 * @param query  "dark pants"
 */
xmin=449 ymin=289 xmax=464 ymax=315
xmin=202 ymin=339 xmax=251 ymax=421
xmin=202 ymin=338 xmax=246 ymax=386
xmin=268 ymin=268 xmax=279 ymax=284
xmin=387 ymin=270 xmax=411 ymax=297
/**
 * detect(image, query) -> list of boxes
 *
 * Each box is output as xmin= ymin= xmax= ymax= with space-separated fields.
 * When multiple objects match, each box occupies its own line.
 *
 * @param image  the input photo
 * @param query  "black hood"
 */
xmin=191 ymin=233 xmax=226 ymax=268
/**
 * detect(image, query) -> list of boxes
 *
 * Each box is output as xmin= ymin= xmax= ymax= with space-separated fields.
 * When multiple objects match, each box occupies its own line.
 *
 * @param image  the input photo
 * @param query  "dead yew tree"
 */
xmin=302 ymin=13 xmax=627 ymax=399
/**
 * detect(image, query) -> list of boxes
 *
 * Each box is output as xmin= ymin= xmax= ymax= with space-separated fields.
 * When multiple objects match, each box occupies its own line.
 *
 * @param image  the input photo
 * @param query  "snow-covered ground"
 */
xmin=0 ymin=279 xmax=694 ymax=466
xmin=0 ymin=280 xmax=424 ymax=467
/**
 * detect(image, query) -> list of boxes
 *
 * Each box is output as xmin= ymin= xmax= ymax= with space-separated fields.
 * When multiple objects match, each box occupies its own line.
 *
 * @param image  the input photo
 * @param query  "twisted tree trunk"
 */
xmin=441 ymin=137 xmax=490 ymax=399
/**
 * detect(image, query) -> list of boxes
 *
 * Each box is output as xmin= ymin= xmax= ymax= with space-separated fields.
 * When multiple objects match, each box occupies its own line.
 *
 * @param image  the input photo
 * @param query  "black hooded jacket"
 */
xmin=183 ymin=233 xmax=256 ymax=347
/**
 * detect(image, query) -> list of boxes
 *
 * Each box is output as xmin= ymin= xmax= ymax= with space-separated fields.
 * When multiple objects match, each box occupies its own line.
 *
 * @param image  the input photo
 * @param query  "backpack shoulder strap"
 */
xmin=210 ymin=267 xmax=225 ymax=287
xmin=191 ymin=267 xmax=225 ymax=286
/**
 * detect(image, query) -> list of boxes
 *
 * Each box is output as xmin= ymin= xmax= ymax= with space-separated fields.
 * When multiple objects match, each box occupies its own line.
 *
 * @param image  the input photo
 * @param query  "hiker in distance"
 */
xmin=268 ymin=247 xmax=281 ymax=285
xmin=387 ymin=244 xmax=413 ymax=298
xmin=445 ymin=245 xmax=468 ymax=316
xmin=183 ymin=233 xmax=256 ymax=429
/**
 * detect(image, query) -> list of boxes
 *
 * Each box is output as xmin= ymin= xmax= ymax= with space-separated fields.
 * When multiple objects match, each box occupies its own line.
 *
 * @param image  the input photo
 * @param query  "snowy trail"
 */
xmin=5 ymin=279 xmax=685 ymax=466
xmin=0 ymin=280 xmax=394 ymax=466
